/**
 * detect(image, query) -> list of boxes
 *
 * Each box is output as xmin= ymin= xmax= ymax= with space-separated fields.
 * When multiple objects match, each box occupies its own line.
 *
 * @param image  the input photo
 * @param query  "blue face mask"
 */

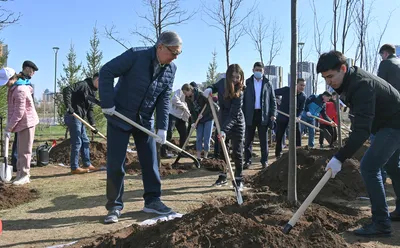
xmin=254 ymin=71 xmax=263 ymax=79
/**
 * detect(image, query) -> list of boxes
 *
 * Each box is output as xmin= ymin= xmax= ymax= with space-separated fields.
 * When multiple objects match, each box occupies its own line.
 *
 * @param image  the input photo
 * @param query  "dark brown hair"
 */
xmin=379 ymin=44 xmax=395 ymax=55
xmin=224 ymin=64 xmax=244 ymax=99
xmin=181 ymin=83 xmax=193 ymax=92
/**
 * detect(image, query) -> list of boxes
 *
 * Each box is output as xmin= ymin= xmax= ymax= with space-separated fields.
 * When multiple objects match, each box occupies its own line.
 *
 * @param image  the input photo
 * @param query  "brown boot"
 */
xmin=84 ymin=165 xmax=98 ymax=172
xmin=71 ymin=167 xmax=89 ymax=174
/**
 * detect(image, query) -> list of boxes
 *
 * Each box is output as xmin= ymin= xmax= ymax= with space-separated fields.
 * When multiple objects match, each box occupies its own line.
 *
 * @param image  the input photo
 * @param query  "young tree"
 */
xmin=55 ymin=43 xmax=82 ymax=138
xmin=245 ymin=13 xmax=269 ymax=65
xmin=106 ymin=0 xmax=195 ymax=47
xmin=266 ymin=21 xmax=283 ymax=77
xmin=203 ymin=0 xmax=255 ymax=69
xmin=0 ymin=42 xmax=8 ymax=117
xmin=0 ymin=0 xmax=21 ymax=31
xmin=205 ymin=50 xmax=218 ymax=87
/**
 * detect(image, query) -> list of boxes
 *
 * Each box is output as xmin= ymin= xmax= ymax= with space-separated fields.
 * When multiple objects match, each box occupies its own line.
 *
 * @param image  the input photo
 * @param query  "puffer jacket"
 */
xmin=99 ymin=46 xmax=175 ymax=131
xmin=169 ymin=89 xmax=190 ymax=122
xmin=6 ymin=85 xmax=39 ymax=133
xmin=207 ymin=79 xmax=245 ymax=138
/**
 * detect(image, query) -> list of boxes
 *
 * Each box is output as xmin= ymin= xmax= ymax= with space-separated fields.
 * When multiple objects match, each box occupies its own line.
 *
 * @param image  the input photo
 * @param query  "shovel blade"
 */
xmin=0 ymin=164 xmax=12 ymax=182
xmin=232 ymin=180 xmax=243 ymax=205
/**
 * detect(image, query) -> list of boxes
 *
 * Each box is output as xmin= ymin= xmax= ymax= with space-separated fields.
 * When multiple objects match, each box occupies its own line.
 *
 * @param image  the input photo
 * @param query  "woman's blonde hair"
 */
xmin=224 ymin=64 xmax=244 ymax=99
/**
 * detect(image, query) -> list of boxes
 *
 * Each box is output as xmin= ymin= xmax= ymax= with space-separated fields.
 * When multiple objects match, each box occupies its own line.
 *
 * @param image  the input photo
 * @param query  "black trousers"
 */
xmin=244 ymin=110 xmax=268 ymax=164
xmin=219 ymin=134 xmax=244 ymax=181
xmin=319 ymin=124 xmax=337 ymax=146
xmin=160 ymin=114 xmax=187 ymax=156
xmin=275 ymin=118 xmax=301 ymax=157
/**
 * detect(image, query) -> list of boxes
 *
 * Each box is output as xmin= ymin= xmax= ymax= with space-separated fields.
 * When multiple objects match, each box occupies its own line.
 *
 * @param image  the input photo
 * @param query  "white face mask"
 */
xmin=254 ymin=71 xmax=263 ymax=79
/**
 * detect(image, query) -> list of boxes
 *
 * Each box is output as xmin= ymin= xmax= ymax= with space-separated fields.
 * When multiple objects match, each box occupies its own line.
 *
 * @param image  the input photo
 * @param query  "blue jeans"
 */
xmin=106 ymin=121 xmax=161 ymax=211
xmin=64 ymin=114 xmax=91 ymax=170
xmin=196 ymin=120 xmax=214 ymax=152
xmin=361 ymin=128 xmax=400 ymax=226
xmin=300 ymin=115 xmax=315 ymax=147
xmin=370 ymin=134 xmax=388 ymax=183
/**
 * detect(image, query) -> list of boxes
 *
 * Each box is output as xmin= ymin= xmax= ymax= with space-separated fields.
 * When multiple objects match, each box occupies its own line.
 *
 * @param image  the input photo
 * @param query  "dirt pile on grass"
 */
xmin=74 ymin=193 xmax=362 ymax=248
xmin=251 ymin=147 xmax=367 ymax=201
xmin=49 ymin=139 xmax=137 ymax=167
xmin=0 ymin=182 xmax=39 ymax=210
xmin=125 ymin=161 xmax=198 ymax=177
xmin=201 ymin=158 xmax=226 ymax=171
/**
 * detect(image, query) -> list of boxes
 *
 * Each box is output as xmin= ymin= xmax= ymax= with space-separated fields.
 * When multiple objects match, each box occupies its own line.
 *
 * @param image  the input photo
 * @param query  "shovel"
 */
xmin=113 ymin=111 xmax=201 ymax=168
xmin=277 ymin=110 xmax=333 ymax=142
xmin=72 ymin=113 xmax=107 ymax=140
xmin=207 ymin=96 xmax=243 ymax=205
xmin=0 ymin=136 xmax=12 ymax=182
xmin=283 ymin=169 xmax=332 ymax=234
xmin=173 ymin=105 xmax=207 ymax=165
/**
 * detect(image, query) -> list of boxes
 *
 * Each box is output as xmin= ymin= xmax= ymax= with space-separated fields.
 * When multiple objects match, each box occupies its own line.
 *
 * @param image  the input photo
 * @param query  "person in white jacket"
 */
xmin=160 ymin=88 xmax=191 ymax=157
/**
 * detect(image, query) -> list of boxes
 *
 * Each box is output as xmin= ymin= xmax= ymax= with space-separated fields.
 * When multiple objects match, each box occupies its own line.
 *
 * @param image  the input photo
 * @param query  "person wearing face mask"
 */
xmin=242 ymin=62 xmax=277 ymax=169
xmin=10 ymin=60 xmax=38 ymax=173
xmin=203 ymin=64 xmax=246 ymax=190
xmin=0 ymin=67 xmax=39 ymax=185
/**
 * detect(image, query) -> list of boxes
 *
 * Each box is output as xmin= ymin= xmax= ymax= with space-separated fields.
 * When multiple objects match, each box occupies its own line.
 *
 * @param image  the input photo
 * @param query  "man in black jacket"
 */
xmin=63 ymin=73 xmax=99 ymax=174
xmin=274 ymin=78 xmax=307 ymax=158
xmin=317 ymin=51 xmax=400 ymax=237
xmin=378 ymin=44 xmax=400 ymax=91
xmin=243 ymin=62 xmax=277 ymax=169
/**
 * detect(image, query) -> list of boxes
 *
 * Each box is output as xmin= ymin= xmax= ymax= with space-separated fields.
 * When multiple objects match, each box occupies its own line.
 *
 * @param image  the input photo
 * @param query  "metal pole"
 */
xmin=53 ymin=47 xmax=59 ymax=125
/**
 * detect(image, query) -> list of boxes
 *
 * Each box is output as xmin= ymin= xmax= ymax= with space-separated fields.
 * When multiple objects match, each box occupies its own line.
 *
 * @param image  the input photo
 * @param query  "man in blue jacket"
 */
xmin=243 ymin=62 xmax=277 ymax=169
xmin=300 ymin=91 xmax=333 ymax=147
xmin=99 ymin=31 xmax=182 ymax=224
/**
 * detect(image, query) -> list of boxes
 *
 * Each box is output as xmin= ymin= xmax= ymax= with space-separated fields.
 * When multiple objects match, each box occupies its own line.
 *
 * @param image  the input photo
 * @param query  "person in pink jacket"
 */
xmin=0 ymin=67 xmax=39 ymax=185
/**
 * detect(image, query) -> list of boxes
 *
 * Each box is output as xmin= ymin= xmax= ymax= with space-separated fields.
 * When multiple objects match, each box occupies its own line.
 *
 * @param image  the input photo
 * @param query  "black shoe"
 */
xmin=261 ymin=162 xmax=268 ymax=169
xmin=104 ymin=209 xmax=121 ymax=224
xmin=353 ymin=222 xmax=391 ymax=237
xmin=390 ymin=211 xmax=400 ymax=221
xmin=213 ymin=175 xmax=228 ymax=187
xmin=243 ymin=161 xmax=251 ymax=170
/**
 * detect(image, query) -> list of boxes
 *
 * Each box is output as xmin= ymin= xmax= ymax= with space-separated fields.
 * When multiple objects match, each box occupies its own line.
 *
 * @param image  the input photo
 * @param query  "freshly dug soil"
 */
xmin=201 ymin=158 xmax=226 ymax=171
xmin=74 ymin=193 xmax=362 ymax=248
xmin=49 ymin=139 xmax=137 ymax=167
xmin=251 ymin=147 xmax=367 ymax=201
xmin=125 ymin=161 xmax=198 ymax=177
xmin=0 ymin=182 xmax=39 ymax=210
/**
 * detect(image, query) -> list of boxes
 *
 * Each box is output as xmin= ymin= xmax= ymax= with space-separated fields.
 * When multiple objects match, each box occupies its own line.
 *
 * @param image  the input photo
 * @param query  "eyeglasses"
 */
xmin=165 ymin=45 xmax=182 ymax=56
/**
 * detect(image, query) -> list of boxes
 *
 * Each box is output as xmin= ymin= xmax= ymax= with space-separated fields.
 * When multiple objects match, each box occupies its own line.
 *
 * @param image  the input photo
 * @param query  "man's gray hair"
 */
xmin=156 ymin=31 xmax=182 ymax=47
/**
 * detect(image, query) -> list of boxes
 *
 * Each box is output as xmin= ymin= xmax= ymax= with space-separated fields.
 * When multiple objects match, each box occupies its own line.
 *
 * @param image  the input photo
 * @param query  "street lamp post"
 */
xmin=53 ymin=47 xmax=59 ymax=125
xmin=298 ymin=42 xmax=305 ymax=78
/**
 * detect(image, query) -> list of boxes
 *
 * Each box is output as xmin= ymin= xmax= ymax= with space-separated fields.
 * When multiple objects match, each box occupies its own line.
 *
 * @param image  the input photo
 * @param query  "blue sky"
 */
xmin=2 ymin=0 xmax=399 ymax=100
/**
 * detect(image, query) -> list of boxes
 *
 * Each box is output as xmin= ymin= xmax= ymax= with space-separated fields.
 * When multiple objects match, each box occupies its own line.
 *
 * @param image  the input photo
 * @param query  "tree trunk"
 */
xmin=288 ymin=0 xmax=298 ymax=204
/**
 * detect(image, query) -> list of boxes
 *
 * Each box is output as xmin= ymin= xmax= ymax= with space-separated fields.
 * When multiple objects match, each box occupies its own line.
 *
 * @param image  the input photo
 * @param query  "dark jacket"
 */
xmin=274 ymin=86 xmax=306 ymax=121
xmin=302 ymin=94 xmax=331 ymax=122
xmin=377 ymin=54 xmax=400 ymax=92
xmin=207 ymin=79 xmax=245 ymax=138
xmin=63 ymin=78 xmax=97 ymax=125
xmin=335 ymin=66 xmax=400 ymax=162
xmin=185 ymin=87 xmax=213 ymax=123
xmin=243 ymin=75 xmax=277 ymax=126
xmin=99 ymin=46 xmax=175 ymax=131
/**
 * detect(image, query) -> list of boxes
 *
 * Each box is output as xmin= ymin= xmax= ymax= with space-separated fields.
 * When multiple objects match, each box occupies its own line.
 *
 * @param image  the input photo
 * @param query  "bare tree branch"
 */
xmin=245 ymin=13 xmax=270 ymax=65
xmin=0 ymin=0 xmax=21 ymax=30
xmin=104 ymin=24 xmax=130 ymax=50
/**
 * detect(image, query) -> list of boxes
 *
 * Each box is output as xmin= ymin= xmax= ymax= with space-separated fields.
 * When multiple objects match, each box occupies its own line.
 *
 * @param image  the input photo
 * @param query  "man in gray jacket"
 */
xmin=378 ymin=44 xmax=400 ymax=91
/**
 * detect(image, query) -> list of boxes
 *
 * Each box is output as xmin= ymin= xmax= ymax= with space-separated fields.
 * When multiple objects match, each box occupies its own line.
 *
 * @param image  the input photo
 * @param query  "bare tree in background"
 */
xmin=266 ymin=21 xmax=283 ymax=76
xmin=353 ymin=0 xmax=372 ymax=68
xmin=245 ymin=13 xmax=269 ymax=65
xmin=203 ymin=0 xmax=255 ymax=69
xmin=331 ymin=0 xmax=341 ymax=50
xmin=0 ymin=0 xmax=20 ymax=30
xmin=105 ymin=0 xmax=195 ymax=48
xmin=341 ymin=0 xmax=356 ymax=53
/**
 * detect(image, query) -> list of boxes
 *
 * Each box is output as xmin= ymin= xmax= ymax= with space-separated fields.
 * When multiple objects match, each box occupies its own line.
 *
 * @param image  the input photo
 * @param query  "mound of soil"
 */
xmin=201 ymin=158 xmax=226 ymax=171
xmin=0 ymin=182 xmax=39 ymax=210
xmin=125 ymin=161 xmax=198 ymax=177
xmin=74 ymin=193 xmax=362 ymax=248
xmin=49 ymin=139 xmax=137 ymax=167
xmin=251 ymin=147 xmax=367 ymax=201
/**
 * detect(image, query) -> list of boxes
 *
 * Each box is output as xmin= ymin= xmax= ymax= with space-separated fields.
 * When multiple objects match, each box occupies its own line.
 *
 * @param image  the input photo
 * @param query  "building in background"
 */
xmin=264 ymin=65 xmax=283 ymax=89
xmin=42 ymin=89 xmax=55 ymax=103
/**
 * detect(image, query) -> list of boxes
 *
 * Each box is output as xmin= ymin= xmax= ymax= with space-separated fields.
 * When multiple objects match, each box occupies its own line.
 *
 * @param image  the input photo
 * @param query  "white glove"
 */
xmin=198 ymin=114 xmax=203 ymax=120
xmin=3 ymin=131 xmax=10 ymax=139
xmin=219 ymin=131 xmax=226 ymax=140
xmin=155 ymin=129 xmax=167 ymax=144
xmin=296 ymin=117 xmax=301 ymax=122
xmin=325 ymin=156 xmax=342 ymax=178
xmin=203 ymin=88 xmax=212 ymax=97
xmin=102 ymin=106 xmax=115 ymax=116
xmin=306 ymin=112 xmax=312 ymax=117
xmin=191 ymin=123 xmax=197 ymax=128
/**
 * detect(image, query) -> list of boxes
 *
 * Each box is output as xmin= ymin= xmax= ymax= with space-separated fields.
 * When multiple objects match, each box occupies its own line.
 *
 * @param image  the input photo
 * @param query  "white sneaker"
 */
xmin=12 ymin=175 xmax=30 ymax=185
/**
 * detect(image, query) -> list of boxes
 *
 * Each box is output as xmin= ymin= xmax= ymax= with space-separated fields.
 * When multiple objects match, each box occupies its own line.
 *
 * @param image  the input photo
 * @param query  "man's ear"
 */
xmin=341 ymin=64 xmax=347 ymax=73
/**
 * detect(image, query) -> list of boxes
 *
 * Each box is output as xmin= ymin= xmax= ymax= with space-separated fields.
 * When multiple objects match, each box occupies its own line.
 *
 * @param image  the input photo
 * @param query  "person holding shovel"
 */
xmin=203 ymin=64 xmax=246 ymax=189
xmin=318 ymin=93 xmax=338 ymax=148
xmin=182 ymin=83 xmax=214 ymax=160
xmin=317 ymin=50 xmax=400 ymax=237
xmin=0 ymin=67 xmax=39 ymax=185
xmin=63 ymin=73 xmax=99 ymax=174
xmin=99 ymin=31 xmax=182 ymax=224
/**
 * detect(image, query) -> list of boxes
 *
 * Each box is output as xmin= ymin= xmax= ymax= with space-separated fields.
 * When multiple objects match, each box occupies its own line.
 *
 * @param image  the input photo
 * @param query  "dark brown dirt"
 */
xmin=49 ymin=139 xmax=137 ymax=167
xmin=201 ymin=158 xmax=226 ymax=171
xmin=0 ymin=182 xmax=39 ymax=210
xmin=251 ymin=147 xmax=367 ymax=201
xmin=125 ymin=161 xmax=198 ymax=177
xmin=73 ymin=193 xmax=363 ymax=248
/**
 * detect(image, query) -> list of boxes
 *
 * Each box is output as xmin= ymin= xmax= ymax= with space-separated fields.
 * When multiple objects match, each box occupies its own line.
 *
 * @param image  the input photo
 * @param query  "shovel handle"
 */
xmin=283 ymin=169 xmax=332 ymax=234
xmin=277 ymin=110 xmax=321 ymax=131
xmin=72 ymin=113 xmax=107 ymax=140
xmin=310 ymin=115 xmax=337 ymax=127
xmin=3 ymin=136 xmax=8 ymax=158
